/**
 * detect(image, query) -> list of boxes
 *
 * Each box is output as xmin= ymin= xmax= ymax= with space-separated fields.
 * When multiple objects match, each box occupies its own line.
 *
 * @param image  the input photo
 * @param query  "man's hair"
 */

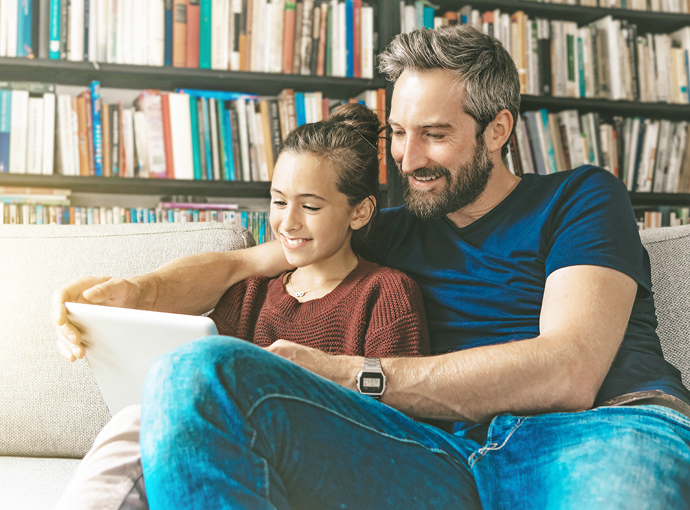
xmin=378 ymin=25 xmax=521 ymax=159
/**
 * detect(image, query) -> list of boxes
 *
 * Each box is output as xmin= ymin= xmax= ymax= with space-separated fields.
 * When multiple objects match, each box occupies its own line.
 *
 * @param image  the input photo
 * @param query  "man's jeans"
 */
xmin=140 ymin=336 xmax=690 ymax=509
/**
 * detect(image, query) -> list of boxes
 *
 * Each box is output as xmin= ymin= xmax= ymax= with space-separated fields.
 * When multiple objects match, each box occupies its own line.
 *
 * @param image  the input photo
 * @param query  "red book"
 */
xmin=316 ymin=3 xmax=328 ymax=76
xmin=160 ymin=93 xmax=176 ymax=179
xmin=282 ymin=3 xmax=296 ymax=74
xmin=376 ymin=87 xmax=387 ymax=184
xmin=81 ymin=91 xmax=95 ymax=176
xmin=186 ymin=0 xmax=200 ymax=67
xmin=172 ymin=0 xmax=188 ymax=67
xmin=322 ymin=97 xmax=330 ymax=120
xmin=353 ymin=0 xmax=361 ymax=78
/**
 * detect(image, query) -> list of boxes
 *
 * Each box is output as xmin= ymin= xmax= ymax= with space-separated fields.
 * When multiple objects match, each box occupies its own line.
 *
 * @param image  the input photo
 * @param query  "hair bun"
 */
xmin=328 ymin=102 xmax=382 ymax=150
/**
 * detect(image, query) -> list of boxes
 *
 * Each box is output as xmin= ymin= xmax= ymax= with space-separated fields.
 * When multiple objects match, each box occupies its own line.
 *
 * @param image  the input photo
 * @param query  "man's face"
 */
xmin=389 ymin=70 xmax=494 ymax=220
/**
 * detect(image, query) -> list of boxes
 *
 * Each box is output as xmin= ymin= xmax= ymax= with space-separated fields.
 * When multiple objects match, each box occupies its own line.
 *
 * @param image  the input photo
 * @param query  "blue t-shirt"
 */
xmin=364 ymin=166 xmax=690 ymax=406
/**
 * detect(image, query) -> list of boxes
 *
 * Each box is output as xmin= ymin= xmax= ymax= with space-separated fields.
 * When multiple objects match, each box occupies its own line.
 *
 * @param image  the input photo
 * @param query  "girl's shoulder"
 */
xmin=356 ymin=258 xmax=421 ymax=295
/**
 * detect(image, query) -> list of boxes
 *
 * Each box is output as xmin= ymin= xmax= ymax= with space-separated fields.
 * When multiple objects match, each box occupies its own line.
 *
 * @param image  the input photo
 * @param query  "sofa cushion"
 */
xmin=0 ymin=456 xmax=81 ymax=510
xmin=0 ymin=223 xmax=254 ymax=459
xmin=640 ymin=224 xmax=690 ymax=388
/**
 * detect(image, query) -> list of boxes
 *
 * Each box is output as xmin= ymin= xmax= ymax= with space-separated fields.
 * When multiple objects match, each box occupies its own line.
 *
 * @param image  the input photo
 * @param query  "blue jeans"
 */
xmin=139 ymin=336 xmax=690 ymax=509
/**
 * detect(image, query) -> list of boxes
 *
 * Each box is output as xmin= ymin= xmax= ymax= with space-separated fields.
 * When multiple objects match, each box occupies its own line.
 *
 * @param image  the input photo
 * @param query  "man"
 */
xmin=55 ymin=26 xmax=690 ymax=508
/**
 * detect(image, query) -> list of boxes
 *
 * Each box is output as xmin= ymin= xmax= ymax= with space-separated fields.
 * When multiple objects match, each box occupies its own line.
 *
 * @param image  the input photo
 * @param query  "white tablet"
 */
xmin=65 ymin=302 xmax=218 ymax=416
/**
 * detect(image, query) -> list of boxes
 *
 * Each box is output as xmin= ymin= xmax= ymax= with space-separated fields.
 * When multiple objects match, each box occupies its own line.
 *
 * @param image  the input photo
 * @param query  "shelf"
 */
xmin=0 ymin=174 xmax=272 ymax=198
xmin=629 ymin=192 xmax=690 ymax=207
xmin=0 ymin=58 xmax=387 ymax=97
xmin=521 ymin=95 xmax=690 ymax=121
xmin=432 ymin=0 xmax=690 ymax=32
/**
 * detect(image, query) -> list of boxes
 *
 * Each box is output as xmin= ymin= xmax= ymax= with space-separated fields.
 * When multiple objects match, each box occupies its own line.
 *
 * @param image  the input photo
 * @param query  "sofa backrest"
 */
xmin=640 ymin=224 xmax=690 ymax=388
xmin=0 ymin=223 xmax=254 ymax=459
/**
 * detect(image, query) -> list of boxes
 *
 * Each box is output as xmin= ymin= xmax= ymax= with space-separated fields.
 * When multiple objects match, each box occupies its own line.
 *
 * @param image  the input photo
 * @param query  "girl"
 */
xmin=56 ymin=102 xmax=430 ymax=510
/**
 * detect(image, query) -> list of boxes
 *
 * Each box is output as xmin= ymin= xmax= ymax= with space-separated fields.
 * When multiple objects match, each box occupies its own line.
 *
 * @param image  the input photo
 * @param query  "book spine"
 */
xmin=345 ymin=0 xmax=353 ymax=77
xmin=208 ymin=98 xmax=221 ymax=180
xmin=201 ymin=98 xmax=213 ymax=179
xmin=187 ymin=0 xmax=200 ymax=67
xmin=295 ymin=92 xmax=306 ymax=126
xmin=239 ymin=0 xmax=248 ymax=70
xmin=353 ymin=0 xmax=361 ymax=78
xmin=229 ymin=108 xmax=242 ymax=178
xmin=199 ymin=0 xmax=212 ymax=68
xmin=309 ymin=4 xmax=320 ymax=75
xmin=68 ymin=0 xmax=85 ymax=61
xmin=299 ymin=0 xmax=314 ymax=74
xmin=9 ymin=91 xmax=29 ymax=174
xmin=102 ymin=103 xmax=111 ymax=176
xmin=215 ymin=98 xmax=229 ymax=180
xmin=231 ymin=0 xmax=241 ymax=70
xmin=90 ymin=82 xmax=103 ymax=176
xmin=26 ymin=98 xmax=43 ymax=174
xmin=0 ymin=91 xmax=11 ymax=173
xmin=189 ymin=96 xmax=202 ymax=179
xmin=49 ymin=0 xmax=61 ymax=58
xmin=283 ymin=1 xmax=296 ymax=74
xmin=17 ymin=0 xmax=33 ymax=57
xmin=164 ymin=0 xmax=174 ymax=66
xmin=173 ymin=0 xmax=188 ymax=66
xmin=223 ymin=104 xmax=236 ymax=180
xmin=160 ymin=94 xmax=175 ymax=178
xmin=235 ymin=98 xmax=251 ymax=181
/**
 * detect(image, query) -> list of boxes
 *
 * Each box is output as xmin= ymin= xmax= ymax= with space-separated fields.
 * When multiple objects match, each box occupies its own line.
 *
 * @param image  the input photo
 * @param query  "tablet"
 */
xmin=65 ymin=302 xmax=218 ymax=416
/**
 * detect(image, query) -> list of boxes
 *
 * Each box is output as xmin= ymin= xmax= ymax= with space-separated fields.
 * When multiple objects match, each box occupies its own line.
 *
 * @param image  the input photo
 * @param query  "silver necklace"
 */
xmin=287 ymin=265 xmax=357 ymax=298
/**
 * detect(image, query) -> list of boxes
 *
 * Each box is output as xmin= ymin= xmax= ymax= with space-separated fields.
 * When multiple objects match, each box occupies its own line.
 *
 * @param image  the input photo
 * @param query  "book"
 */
xmin=208 ymin=98 xmax=221 ymax=180
xmin=9 ymin=90 xmax=29 ymax=174
xmin=222 ymin=104 xmax=236 ymax=180
xmin=122 ymin=107 xmax=135 ymax=178
xmin=160 ymin=94 xmax=175 ymax=178
xmin=300 ymin=0 xmax=315 ymax=74
xmin=199 ymin=0 xmax=212 ymax=68
xmin=102 ymin=103 xmax=111 ymax=176
xmin=0 ymin=91 xmax=11 ymax=173
xmin=187 ymin=0 xmax=200 ymax=67
xmin=189 ymin=97 xmax=202 ymax=179
xmin=160 ymin=201 xmax=239 ymax=209
xmin=135 ymin=90 xmax=168 ymax=178
xmin=82 ymin=90 xmax=95 ymax=176
xmin=26 ymin=97 xmax=44 ymax=175
xmin=133 ymin=111 xmax=149 ymax=176
xmin=90 ymin=82 xmax=103 ymax=176
xmin=164 ymin=0 xmax=174 ymax=65
xmin=282 ymin=1 xmax=296 ymax=73
xmin=48 ymin=0 xmax=61 ymax=58
xmin=172 ymin=0 xmax=188 ymax=66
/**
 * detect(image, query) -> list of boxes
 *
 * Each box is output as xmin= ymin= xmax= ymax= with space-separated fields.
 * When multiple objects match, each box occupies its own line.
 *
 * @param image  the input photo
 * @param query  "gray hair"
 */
xmin=378 ymin=25 xmax=520 ymax=157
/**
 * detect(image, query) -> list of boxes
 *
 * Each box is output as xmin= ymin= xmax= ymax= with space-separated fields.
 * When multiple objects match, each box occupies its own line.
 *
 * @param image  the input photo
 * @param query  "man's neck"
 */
xmin=445 ymin=164 xmax=521 ymax=229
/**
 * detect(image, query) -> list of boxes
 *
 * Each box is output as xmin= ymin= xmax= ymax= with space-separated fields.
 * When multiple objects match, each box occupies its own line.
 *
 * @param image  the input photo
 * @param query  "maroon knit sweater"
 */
xmin=209 ymin=257 xmax=430 ymax=357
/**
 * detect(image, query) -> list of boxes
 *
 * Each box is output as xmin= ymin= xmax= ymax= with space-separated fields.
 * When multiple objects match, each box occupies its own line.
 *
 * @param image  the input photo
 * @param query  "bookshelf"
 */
xmin=380 ymin=0 xmax=690 ymax=214
xmin=0 ymin=1 xmax=400 ymax=217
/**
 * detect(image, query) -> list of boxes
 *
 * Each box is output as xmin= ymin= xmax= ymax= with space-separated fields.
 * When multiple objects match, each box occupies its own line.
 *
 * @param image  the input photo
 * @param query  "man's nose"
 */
xmin=400 ymin=137 xmax=430 ymax=174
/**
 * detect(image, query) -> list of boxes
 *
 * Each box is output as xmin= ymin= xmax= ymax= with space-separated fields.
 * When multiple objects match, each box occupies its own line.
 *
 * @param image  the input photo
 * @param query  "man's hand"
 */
xmin=53 ymin=276 xmax=145 ymax=362
xmin=265 ymin=340 xmax=362 ymax=391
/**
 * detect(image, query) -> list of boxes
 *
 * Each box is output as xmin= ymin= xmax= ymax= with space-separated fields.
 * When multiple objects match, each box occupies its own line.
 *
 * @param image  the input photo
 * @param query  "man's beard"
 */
xmin=398 ymin=136 xmax=494 ymax=221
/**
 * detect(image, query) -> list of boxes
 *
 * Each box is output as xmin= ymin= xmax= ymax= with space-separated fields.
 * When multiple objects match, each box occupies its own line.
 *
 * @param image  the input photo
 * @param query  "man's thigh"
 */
xmin=472 ymin=405 xmax=690 ymax=510
xmin=140 ymin=336 xmax=482 ymax=509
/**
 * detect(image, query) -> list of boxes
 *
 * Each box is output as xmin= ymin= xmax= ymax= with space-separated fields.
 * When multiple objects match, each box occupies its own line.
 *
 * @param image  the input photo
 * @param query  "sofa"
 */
xmin=1 ymin=221 xmax=689 ymax=509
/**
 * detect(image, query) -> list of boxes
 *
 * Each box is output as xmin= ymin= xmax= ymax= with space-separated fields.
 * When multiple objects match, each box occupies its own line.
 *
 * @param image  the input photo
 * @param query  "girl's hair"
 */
xmin=280 ymin=102 xmax=383 ymax=255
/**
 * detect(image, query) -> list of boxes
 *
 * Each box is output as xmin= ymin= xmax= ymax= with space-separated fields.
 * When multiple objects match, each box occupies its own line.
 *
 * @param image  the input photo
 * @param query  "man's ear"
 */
xmin=350 ymin=196 xmax=376 ymax=231
xmin=484 ymin=109 xmax=514 ymax=154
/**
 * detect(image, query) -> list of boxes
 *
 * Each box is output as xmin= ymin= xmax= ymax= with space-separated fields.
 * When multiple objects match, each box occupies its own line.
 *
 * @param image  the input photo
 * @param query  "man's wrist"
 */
xmin=130 ymin=274 xmax=158 ymax=311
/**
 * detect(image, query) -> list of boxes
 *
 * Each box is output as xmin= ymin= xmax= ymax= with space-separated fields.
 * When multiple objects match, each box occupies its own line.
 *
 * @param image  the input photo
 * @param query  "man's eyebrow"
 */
xmin=387 ymin=119 xmax=453 ymax=129
xmin=270 ymin=188 xmax=327 ymax=201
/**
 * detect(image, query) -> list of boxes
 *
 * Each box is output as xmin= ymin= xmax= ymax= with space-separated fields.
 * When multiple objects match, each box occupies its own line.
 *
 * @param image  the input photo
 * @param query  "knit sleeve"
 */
xmin=208 ymin=276 xmax=268 ymax=341
xmin=362 ymin=270 xmax=430 ymax=357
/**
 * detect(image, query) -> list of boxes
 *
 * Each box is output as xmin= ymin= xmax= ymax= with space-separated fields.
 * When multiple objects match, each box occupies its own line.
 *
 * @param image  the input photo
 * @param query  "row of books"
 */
xmin=0 ymin=199 xmax=276 ymax=243
xmin=509 ymin=109 xmax=690 ymax=194
xmin=403 ymin=6 xmax=690 ymax=104
xmin=637 ymin=207 xmax=690 ymax=229
xmin=0 ymin=0 xmax=377 ymax=79
xmin=539 ymin=0 xmax=689 ymax=10
xmin=0 ymin=80 xmax=387 ymax=183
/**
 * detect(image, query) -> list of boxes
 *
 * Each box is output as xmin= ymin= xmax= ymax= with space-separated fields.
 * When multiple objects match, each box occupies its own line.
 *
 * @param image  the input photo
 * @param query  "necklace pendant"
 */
xmin=295 ymin=291 xmax=305 ymax=298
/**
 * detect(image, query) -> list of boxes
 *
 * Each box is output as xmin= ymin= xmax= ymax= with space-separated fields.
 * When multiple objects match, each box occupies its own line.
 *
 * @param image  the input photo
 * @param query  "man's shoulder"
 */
xmin=358 ymin=258 xmax=421 ymax=293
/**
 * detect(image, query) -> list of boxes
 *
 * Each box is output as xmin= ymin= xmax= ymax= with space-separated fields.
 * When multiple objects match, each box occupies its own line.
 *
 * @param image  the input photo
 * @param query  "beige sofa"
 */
xmin=1 ymin=221 xmax=689 ymax=509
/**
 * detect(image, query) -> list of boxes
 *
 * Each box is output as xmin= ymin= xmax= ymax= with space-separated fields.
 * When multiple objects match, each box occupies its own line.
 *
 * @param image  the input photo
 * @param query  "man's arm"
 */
xmin=267 ymin=265 xmax=637 ymax=423
xmin=54 ymin=240 xmax=289 ymax=361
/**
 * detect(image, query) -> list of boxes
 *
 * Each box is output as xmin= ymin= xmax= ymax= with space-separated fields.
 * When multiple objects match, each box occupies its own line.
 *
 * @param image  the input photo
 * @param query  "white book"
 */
xmin=313 ymin=91 xmax=323 ymax=121
xmin=250 ymin=0 xmax=262 ymax=71
xmin=564 ymin=21 xmax=578 ymax=98
xmin=672 ymin=46 xmax=689 ymax=104
xmin=551 ymin=21 xmax=566 ymax=97
xmin=148 ymin=0 xmax=165 ymax=65
xmin=42 ymin=93 xmax=56 ymax=175
xmin=234 ymin=98 xmax=251 ymax=181
xmin=231 ymin=0 xmax=242 ymax=70
xmin=70 ymin=99 xmax=80 ymax=176
xmin=270 ymin=0 xmax=285 ymax=73
xmin=121 ymin=107 xmax=135 ymax=178
xmin=636 ymin=120 xmax=659 ymax=193
xmin=179 ymin=95 xmax=195 ymax=180
xmin=97 ymin=0 xmax=109 ymax=62
xmin=244 ymin=100 xmax=260 ymax=181
xmin=122 ymin=0 xmax=135 ymax=64
xmin=654 ymin=34 xmax=672 ymax=103
xmin=338 ymin=1 xmax=346 ymax=77
xmin=0 ymin=0 xmax=8 ymax=57
xmin=0 ymin=202 xmax=4 ymax=224
xmin=251 ymin=103 xmax=269 ymax=181
xmin=579 ymin=27 xmax=594 ymax=98
xmin=299 ymin=0 xmax=314 ymax=75
xmin=133 ymin=110 xmax=149 ymax=177
xmin=9 ymin=91 xmax=29 ymax=174
xmin=88 ymin=0 xmax=98 ymax=62
xmin=5 ymin=0 xmax=18 ymax=57
xmin=361 ymin=5 xmax=374 ymax=79
xmin=652 ymin=120 xmax=672 ymax=192
xmin=134 ymin=0 xmax=148 ymax=65
xmin=636 ymin=36 xmax=648 ymax=102
xmin=107 ymin=0 xmax=116 ymax=63
xmin=212 ymin=0 xmax=228 ymax=69
xmin=56 ymin=95 xmax=74 ymax=176
xmin=592 ymin=16 xmax=622 ymax=100
xmin=68 ymin=0 xmax=85 ymax=61
xmin=262 ymin=0 xmax=273 ymax=72
xmin=330 ymin=0 xmax=340 ymax=75
xmin=500 ymin=13 xmax=511 ymax=53
xmin=398 ymin=0 xmax=404 ymax=33
xmin=403 ymin=5 xmax=415 ymax=34
xmin=665 ymin=121 xmax=688 ymax=192
xmin=168 ymin=93 xmax=194 ymax=180
xmin=226 ymin=0 xmax=235 ymax=70
xmin=26 ymin=97 xmax=44 ymax=175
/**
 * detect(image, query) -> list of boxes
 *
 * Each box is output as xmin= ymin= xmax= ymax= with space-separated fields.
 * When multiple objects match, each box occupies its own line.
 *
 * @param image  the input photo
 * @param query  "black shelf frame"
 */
xmin=629 ymin=192 xmax=690 ymax=207
xmin=0 ymin=57 xmax=387 ymax=97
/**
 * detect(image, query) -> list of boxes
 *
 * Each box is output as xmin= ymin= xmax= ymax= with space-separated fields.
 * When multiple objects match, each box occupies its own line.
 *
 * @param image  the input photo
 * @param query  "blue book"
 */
xmin=17 ymin=0 xmax=33 ymax=57
xmin=577 ymin=37 xmax=586 ymax=98
xmin=241 ymin=211 xmax=248 ymax=229
xmin=193 ymin=210 xmax=199 ymax=222
xmin=90 ymin=81 xmax=103 ymax=176
xmin=176 ymin=89 xmax=258 ymax=100
xmin=201 ymin=98 xmax=213 ymax=180
xmin=414 ymin=1 xmax=424 ymax=29
xmin=345 ymin=0 xmax=354 ymax=77
xmin=539 ymin=109 xmax=557 ymax=174
xmin=0 ymin=91 xmax=10 ymax=173
xmin=48 ymin=0 xmax=61 ymax=59
xmin=223 ymin=106 xmax=236 ymax=181
xmin=189 ymin=96 xmax=202 ymax=180
xmin=84 ymin=0 xmax=90 ymax=60
xmin=423 ymin=6 xmax=434 ymax=29
xmin=164 ymin=0 xmax=173 ymax=66
xmin=199 ymin=0 xmax=212 ymax=69
xmin=295 ymin=92 xmax=306 ymax=126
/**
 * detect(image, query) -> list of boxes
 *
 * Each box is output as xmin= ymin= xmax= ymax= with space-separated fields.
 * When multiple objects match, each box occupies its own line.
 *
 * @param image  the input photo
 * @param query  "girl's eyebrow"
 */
xmin=271 ymin=188 xmax=328 ymax=201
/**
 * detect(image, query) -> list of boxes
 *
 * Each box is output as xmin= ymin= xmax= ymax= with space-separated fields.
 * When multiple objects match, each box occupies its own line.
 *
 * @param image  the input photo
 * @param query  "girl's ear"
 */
xmin=350 ymin=196 xmax=376 ymax=231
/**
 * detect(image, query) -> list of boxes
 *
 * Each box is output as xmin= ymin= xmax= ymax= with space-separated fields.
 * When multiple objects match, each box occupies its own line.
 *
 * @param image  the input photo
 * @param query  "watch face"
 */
xmin=360 ymin=372 xmax=384 ymax=393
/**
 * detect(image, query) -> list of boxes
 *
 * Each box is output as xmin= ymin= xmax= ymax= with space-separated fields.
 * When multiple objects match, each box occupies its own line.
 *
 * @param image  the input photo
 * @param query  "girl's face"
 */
xmin=270 ymin=152 xmax=363 ymax=270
